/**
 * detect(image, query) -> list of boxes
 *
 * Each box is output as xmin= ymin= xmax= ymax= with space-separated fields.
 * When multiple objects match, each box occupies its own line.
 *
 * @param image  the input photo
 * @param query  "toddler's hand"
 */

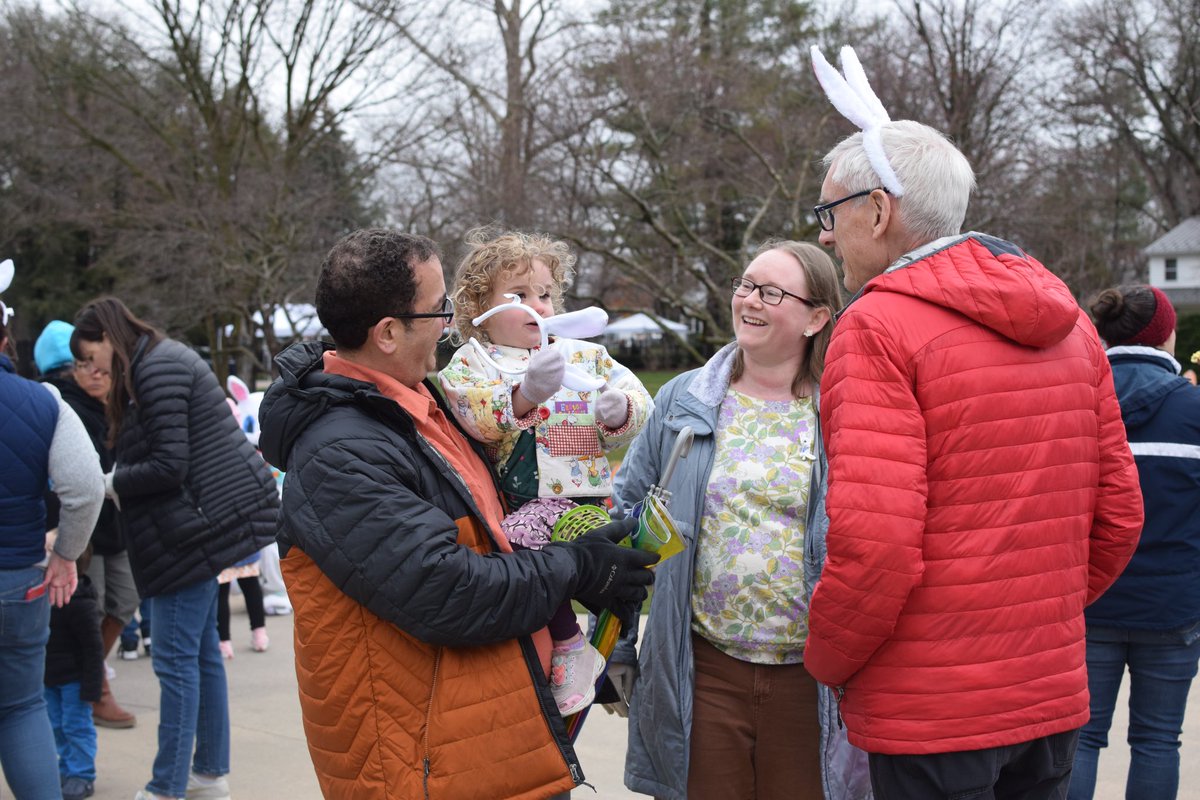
xmin=596 ymin=387 xmax=630 ymax=428
xmin=518 ymin=347 xmax=566 ymax=406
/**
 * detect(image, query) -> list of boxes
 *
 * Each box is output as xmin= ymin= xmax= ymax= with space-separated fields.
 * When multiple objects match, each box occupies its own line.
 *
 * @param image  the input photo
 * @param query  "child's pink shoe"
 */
xmin=219 ymin=640 xmax=234 ymax=660
xmin=550 ymin=633 xmax=606 ymax=716
xmin=250 ymin=627 xmax=269 ymax=652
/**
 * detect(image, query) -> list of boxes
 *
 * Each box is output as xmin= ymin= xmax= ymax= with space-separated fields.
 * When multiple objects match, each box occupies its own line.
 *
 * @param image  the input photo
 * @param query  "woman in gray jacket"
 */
xmin=611 ymin=242 xmax=869 ymax=800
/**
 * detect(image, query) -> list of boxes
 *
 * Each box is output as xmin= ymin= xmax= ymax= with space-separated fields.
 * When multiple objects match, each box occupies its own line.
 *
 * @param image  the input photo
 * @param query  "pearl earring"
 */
xmin=803 ymin=329 xmax=814 ymax=338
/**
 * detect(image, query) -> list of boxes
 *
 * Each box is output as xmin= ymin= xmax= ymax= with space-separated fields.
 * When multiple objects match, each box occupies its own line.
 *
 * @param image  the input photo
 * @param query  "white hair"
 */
xmin=823 ymin=121 xmax=976 ymax=244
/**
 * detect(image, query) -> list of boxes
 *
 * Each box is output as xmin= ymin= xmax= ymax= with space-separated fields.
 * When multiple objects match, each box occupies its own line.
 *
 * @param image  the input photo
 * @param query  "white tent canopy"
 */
xmin=602 ymin=312 xmax=689 ymax=343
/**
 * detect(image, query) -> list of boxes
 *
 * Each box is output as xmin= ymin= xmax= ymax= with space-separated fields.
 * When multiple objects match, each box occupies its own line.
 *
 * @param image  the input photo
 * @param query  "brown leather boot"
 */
xmin=94 ymin=615 xmax=137 ymax=729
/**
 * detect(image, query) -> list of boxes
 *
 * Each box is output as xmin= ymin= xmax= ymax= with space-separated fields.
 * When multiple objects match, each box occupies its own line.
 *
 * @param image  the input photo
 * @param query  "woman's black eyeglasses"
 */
xmin=390 ymin=296 xmax=455 ymax=321
xmin=731 ymin=277 xmax=816 ymax=308
xmin=813 ymin=187 xmax=889 ymax=232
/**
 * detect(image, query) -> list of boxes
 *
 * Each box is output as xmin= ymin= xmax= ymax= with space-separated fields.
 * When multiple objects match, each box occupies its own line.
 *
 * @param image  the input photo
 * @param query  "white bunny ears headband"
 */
xmin=810 ymin=45 xmax=906 ymax=198
xmin=0 ymin=259 xmax=15 ymax=327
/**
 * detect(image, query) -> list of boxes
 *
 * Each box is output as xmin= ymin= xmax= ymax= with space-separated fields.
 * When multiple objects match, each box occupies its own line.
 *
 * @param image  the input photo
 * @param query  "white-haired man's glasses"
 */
xmin=813 ymin=187 xmax=889 ymax=232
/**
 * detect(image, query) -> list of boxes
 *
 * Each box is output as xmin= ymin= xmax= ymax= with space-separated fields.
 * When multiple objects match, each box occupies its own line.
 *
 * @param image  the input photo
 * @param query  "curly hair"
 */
xmin=449 ymin=228 xmax=576 ymax=345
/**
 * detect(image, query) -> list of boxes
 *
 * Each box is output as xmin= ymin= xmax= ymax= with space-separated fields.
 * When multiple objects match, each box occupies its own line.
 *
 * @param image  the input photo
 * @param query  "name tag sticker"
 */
xmin=554 ymin=400 xmax=588 ymax=415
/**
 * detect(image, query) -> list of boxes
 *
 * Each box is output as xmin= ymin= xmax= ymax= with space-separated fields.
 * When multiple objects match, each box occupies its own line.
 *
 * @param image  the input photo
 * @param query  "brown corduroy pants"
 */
xmin=686 ymin=632 xmax=824 ymax=800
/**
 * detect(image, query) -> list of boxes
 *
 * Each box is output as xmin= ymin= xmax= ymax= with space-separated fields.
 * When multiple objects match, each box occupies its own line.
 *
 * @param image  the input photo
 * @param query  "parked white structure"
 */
xmin=1147 ymin=217 xmax=1200 ymax=311
xmin=602 ymin=312 xmax=690 ymax=345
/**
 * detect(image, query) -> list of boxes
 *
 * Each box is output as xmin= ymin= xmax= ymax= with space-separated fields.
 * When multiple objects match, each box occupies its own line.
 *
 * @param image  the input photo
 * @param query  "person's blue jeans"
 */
xmin=120 ymin=614 xmax=140 ymax=652
xmin=44 ymin=682 xmax=97 ymax=781
xmin=146 ymin=579 xmax=230 ymax=798
xmin=0 ymin=565 xmax=62 ymax=799
xmin=1068 ymin=622 xmax=1200 ymax=800
xmin=122 ymin=599 xmax=153 ymax=653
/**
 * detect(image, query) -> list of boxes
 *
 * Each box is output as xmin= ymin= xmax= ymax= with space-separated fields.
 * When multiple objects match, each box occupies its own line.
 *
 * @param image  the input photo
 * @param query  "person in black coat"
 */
xmin=73 ymin=297 xmax=278 ymax=800
xmin=43 ymin=545 xmax=104 ymax=800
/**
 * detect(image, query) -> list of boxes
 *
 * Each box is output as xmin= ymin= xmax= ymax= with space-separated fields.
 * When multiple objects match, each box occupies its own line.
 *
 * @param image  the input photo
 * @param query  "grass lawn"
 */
xmin=635 ymin=369 xmax=682 ymax=399
xmin=607 ymin=368 xmax=685 ymax=466
xmin=572 ymin=596 xmax=654 ymax=616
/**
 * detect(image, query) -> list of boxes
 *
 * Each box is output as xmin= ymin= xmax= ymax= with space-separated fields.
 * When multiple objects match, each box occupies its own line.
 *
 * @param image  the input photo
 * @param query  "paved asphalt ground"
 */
xmin=33 ymin=603 xmax=1197 ymax=800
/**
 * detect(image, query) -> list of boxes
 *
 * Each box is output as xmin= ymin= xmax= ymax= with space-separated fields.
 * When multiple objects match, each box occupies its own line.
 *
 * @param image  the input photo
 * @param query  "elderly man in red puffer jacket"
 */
xmin=803 ymin=58 xmax=1144 ymax=800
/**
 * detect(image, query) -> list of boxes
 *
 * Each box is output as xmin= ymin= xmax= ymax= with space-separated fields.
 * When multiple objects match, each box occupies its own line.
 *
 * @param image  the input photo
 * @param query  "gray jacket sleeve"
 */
xmin=43 ymin=383 xmax=104 ymax=560
xmin=608 ymin=377 xmax=678 ymax=665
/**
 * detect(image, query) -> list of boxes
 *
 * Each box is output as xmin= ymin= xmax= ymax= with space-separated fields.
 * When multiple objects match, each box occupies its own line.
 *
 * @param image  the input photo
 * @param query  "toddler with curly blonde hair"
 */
xmin=439 ymin=228 xmax=653 ymax=716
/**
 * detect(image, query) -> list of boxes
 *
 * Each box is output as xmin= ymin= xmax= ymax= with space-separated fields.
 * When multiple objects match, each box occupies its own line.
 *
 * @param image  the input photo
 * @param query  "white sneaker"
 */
xmin=186 ymin=772 xmax=231 ymax=800
xmin=263 ymin=593 xmax=292 ymax=616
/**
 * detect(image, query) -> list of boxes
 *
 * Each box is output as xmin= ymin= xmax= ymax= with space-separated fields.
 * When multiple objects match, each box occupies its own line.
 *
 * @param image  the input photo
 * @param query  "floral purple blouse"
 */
xmin=690 ymin=389 xmax=817 ymax=664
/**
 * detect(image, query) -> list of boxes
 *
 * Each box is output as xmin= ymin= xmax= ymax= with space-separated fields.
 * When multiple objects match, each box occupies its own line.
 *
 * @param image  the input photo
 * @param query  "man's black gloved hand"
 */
xmin=552 ymin=517 xmax=658 ymax=612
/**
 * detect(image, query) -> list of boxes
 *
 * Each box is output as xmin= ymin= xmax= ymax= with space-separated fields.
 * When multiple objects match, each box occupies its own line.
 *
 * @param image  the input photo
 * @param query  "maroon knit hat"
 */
xmin=1124 ymin=286 xmax=1177 ymax=347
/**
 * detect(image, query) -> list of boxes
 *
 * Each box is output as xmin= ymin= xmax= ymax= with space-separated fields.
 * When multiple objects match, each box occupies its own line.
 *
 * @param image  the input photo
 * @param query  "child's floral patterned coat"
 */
xmin=438 ymin=337 xmax=653 ymax=499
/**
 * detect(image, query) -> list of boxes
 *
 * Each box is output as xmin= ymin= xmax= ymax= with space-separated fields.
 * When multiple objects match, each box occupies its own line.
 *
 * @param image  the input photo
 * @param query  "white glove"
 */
xmin=596 ymin=387 xmax=630 ymax=428
xmin=602 ymin=661 xmax=637 ymax=717
xmin=517 ymin=347 xmax=566 ymax=406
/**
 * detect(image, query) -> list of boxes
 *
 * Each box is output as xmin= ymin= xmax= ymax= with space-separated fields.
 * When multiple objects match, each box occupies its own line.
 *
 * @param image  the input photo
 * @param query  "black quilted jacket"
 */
xmin=45 ymin=575 xmax=105 ymax=701
xmin=112 ymin=337 xmax=278 ymax=597
xmin=258 ymin=340 xmax=582 ymax=647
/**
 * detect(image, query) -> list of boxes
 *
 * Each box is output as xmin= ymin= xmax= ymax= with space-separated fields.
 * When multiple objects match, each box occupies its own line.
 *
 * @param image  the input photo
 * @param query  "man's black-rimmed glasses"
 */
xmin=731 ymin=277 xmax=816 ymax=308
xmin=390 ymin=296 xmax=455 ymax=321
xmin=813 ymin=187 xmax=889 ymax=232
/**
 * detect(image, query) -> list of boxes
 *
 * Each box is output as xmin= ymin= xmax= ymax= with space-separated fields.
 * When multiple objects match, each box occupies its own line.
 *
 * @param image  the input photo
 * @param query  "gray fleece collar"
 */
xmin=687 ymin=342 xmax=739 ymax=407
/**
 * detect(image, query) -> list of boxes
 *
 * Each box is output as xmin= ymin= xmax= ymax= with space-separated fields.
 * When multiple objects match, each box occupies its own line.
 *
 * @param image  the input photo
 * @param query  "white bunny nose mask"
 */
xmin=470 ymin=295 xmax=610 ymax=392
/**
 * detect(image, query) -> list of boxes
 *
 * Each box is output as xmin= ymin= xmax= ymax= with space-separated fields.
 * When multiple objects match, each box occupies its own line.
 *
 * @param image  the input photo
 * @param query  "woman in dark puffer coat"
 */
xmin=73 ymin=297 xmax=278 ymax=800
xmin=1070 ymin=285 xmax=1200 ymax=800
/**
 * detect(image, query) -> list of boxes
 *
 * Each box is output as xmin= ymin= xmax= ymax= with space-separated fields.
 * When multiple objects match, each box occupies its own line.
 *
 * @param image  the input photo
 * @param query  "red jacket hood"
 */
xmin=863 ymin=233 xmax=1080 ymax=348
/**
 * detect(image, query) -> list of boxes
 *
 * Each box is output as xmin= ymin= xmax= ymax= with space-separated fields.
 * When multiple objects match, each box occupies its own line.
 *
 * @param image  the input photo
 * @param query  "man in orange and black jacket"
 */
xmin=260 ymin=228 xmax=657 ymax=800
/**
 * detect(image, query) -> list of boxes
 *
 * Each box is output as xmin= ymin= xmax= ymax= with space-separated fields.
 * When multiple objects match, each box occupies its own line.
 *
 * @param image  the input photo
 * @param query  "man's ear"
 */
xmin=870 ymin=188 xmax=893 ymax=240
xmin=370 ymin=317 xmax=401 ymax=355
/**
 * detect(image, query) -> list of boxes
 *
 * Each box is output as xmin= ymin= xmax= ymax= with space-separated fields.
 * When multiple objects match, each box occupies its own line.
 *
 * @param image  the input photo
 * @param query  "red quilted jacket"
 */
xmin=804 ymin=233 xmax=1143 ymax=755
